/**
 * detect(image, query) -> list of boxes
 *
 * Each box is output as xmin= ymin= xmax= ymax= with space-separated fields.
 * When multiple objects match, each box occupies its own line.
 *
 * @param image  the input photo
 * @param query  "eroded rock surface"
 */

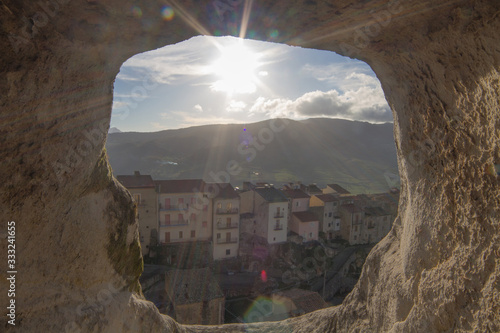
xmin=1 ymin=0 xmax=499 ymax=331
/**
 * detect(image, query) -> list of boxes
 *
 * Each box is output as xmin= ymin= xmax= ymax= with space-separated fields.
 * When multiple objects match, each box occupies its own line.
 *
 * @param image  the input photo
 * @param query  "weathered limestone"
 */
xmin=1 ymin=0 xmax=498 ymax=331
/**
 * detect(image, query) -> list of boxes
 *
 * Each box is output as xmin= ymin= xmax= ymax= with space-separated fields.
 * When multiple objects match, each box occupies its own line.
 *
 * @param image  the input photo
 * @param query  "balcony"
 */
xmin=159 ymin=203 xmax=187 ymax=211
xmin=216 ymin=222 xmax=239 ymax=230
xmin=159 ymin=220 xmax=189 ymax=227
xmin=216 ymin=237 xmax=238 ymax=244
xmin=273 ymin=224 xmax=284 ymax=231
xmin=215 ymin=208 xmax=239 ymax=215
xmin=274 ymin=212 xmax=285 ymax=218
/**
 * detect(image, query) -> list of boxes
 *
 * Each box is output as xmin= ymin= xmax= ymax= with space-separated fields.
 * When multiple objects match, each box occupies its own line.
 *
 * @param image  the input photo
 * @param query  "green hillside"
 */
xmin=106 ymin=118 xmax=399 ymax=193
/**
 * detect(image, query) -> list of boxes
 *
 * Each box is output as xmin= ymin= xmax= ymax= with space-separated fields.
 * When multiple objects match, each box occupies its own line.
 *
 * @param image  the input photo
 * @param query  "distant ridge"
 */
xmin=109 ymin=127 xmax=122 ymax=134
xmin=106 ymin=118 xmax=399 ymax=193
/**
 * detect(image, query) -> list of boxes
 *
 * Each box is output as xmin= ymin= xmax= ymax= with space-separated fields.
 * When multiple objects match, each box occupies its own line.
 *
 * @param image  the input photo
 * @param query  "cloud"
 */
xmin=226 ymin=100 xmax=247 ymax=113
xmin=193 ymin=104 xmax=203 ymax=113
xmin=249 ymin=87 xmax=392 ymax=123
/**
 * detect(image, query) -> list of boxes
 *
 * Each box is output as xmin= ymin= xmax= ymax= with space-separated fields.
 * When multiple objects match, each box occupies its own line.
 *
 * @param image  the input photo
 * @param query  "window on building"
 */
xmin=217 ymin=233 xmax=221 ymax=239
xmin=165 ymin=214 xmax=170 ymax=226
xmin=226 ymin=249 xmax=230 ymax=255
xmin=191 ymin=213 xmax=196 ymax=222
xmin=178 ymin=214 xmax=184 ymax=223
xmin=191 ymin=197 xmax=196 ymax=205
xmin=191 ymin=230 xmax=195 ymax=238
xmin=354 ymin=226 xmax=358 ymax=232
xmin=217 ymin=202 xmax=222 ymax=209
xmin=328 ymin=223 xmax=331 ymax=227
xmin=164 ymin=198 xmax=171 ymax=209
xmin=179 ymin=231 xmax=183 ymax=239
xmin=165 ymin=232 xmax=170 ymax=243
xmin=202 ymin=221 xmax=207 ymax=228
xmin=226 ymin=217 xmax=231 ymax=227
xmin=273 ymin=237 xmax=276 ymax=241
xmin=328 ymin=212 xmax=332 ymax=217
xmin=178 ymin=198 xmax=184 ymax=207
xmin=325 ymin=213 xmax=328 ymax=217
xmin=227 ymin=202 xmax=232 ymax=210
xmin=309 ymin=232 xmax=313 ymax=238
xmin=354 ymin=235 xmax=357 ymax=240
xmin=203 ymin=205 xmax=208 ymax=211
xmin=296 ymin=201 xmax=299 ymax=207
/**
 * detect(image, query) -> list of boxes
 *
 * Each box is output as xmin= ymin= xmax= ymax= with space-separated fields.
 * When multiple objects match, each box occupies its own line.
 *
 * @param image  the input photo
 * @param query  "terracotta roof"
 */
xmin=165 ymin=268 xmax=223 ymax=305
xmin=255 ymin=187 xmax=288 ymax=203
xmin=155 ymin=179 xmax=206 ymax=194
xmin=116 ymin=173 xmax=155 ymax=188
xmin=274 ymin=288 xmax=327 ymax=314
xmin=282 ymin=189 xmax=310 ymax=199
xmin=293 ymin=211 xmax=319 ymax=222
xmin=326 ymin=184 xmax=350 ymax=195
xmin=313 ymin=194 xmax=338 ymax=203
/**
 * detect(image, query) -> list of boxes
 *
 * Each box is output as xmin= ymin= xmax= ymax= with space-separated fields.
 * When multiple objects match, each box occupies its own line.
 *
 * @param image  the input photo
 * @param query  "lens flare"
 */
xmin=131 ymin=6 xmax=142 ymax=18
xmin=161 ymin=6 xmax=175 ymax=21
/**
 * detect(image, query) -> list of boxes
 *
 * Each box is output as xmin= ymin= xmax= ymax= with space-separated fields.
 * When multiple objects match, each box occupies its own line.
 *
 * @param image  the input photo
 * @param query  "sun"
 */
xmin=210 ymin=41 xmax=261 ymax=95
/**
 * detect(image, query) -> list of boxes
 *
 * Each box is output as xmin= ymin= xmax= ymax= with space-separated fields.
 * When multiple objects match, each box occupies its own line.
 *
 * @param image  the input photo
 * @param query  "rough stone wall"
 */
xmin=1 ymin=0 xmax=499 ymax=332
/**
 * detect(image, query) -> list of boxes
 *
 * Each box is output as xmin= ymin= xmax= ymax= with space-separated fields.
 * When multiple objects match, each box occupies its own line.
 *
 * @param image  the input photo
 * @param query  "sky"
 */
xmin=111 ymin=35 xmax=392 ymax=132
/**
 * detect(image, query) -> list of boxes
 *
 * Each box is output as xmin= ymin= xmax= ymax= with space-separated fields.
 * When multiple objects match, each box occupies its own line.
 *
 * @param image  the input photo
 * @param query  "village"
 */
xmin=117 ymin=171 xmax=400 ymax=325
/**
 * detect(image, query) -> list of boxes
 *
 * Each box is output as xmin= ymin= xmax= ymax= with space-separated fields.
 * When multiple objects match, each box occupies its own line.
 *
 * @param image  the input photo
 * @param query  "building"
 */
xmin=271 ymin=288 xmax=327 ymax=319
xmin=290 ymin=211 xmax=320 ymax=242
xmin=323 ymin=184 xmax=351 ymax=196
xmin=116 ymin=171 xmax=158 ymax=257
xmin=165 ymin=268 xmax=225 ymax=325
xmin=155 ymin=179 xmax=212 ymax=245
xmin=310 ymin=194 xmax=342 ymax=240
xmin=210 ymin=183 xmax=240 ymax=260
xmin=240 ymin=186 xmax=289 ymax=245
xmin=339 ymin=203 xmax=365 ymax=245
xmin=362 ymin=206 xmax=392 ymax=244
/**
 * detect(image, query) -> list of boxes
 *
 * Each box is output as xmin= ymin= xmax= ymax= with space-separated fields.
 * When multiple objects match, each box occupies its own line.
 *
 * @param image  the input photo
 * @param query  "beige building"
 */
xmin=155 ymin=179 xmax=212 ymax=245
xmin=210 ymin=183 xmax=240 ymax=260
xmin=290 ymin=211 xmax=319 ymax=242
xmin=165 ymin=268 xmax=225 ymax=325
xmin=339 ymin=203 xmax=365 ymax=245
xmin=362 ymin=206 xmax=392 ymax=244
xmin=240 ymin=186 xmax=289 ymax=245
xmin=310 ymin=194 xmax=342 ymax=239
xmin=116 ymin=171 xmax=158 ymax=257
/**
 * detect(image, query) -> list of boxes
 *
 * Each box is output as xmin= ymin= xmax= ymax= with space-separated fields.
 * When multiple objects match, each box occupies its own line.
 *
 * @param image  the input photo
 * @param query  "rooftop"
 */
xmin=273 ymin=288 xmax=327 ymax=314
xmin=313 ymin=194 xmax=339 ymax=203
xmin=255 ymin=187 xmax=289 ymax=203
xmin=365 ymin=206 xmax=390 ymax=216
xmin=282 ymin=189 xmax=310 ymax=199
xmin=165 ymin=268 xmax=224 ymax=305
xmin=116 ymin=171 xmax=155 ymax=188
xmin=206 ymin=183 xmax=239 ymax=199
xmin=155 ymin=179 xmax=206 ymax=194
xmin=326 ymin=184 xmax=351 ymax=195
xmin=340 ymin=203 xmax=364 ymax=214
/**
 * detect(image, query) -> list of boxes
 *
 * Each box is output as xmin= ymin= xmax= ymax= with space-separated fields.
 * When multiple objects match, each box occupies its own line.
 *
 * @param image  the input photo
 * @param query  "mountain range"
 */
xmin=106 ymin=118 xmax=399 ymax=193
